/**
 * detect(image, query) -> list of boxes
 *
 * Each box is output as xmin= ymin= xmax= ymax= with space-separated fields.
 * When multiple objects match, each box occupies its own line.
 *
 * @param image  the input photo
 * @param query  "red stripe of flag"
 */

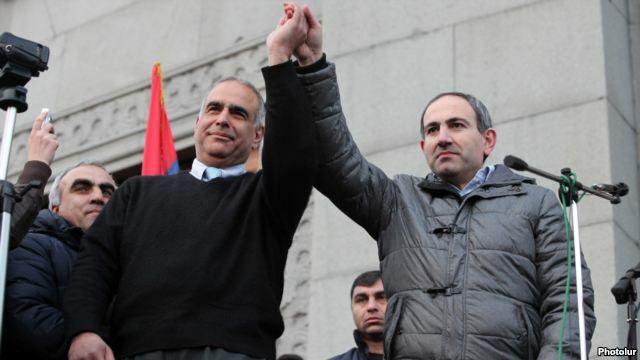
xmin=141 ymin=63 xmax=179 ymax=176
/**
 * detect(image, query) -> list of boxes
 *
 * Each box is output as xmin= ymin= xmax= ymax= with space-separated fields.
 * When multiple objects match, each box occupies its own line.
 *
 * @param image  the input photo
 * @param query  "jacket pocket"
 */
xmin=384 ymin=295 xmax=405 ymax=357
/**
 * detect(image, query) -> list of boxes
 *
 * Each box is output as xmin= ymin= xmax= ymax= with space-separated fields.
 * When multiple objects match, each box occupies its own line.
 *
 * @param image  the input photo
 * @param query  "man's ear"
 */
xmin=252 ymin=126 xmax=265 ymax=150
xmin=419 ymin=139 xmax=425 ymax=152
xmin=482 ymin=128 xmax=497 ymax=157
xmin=51 ymin=204 xmax=60 ymax=214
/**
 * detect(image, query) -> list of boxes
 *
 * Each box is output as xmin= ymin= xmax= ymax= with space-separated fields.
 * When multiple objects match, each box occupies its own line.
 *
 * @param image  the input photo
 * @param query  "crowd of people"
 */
xmin=1 ymin=3 xmax=594 ymax=359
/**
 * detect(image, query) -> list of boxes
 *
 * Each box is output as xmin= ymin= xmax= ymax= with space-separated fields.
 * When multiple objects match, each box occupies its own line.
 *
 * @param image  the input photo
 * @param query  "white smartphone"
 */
xmin=41 ymin=108 xmax=53 ymax=127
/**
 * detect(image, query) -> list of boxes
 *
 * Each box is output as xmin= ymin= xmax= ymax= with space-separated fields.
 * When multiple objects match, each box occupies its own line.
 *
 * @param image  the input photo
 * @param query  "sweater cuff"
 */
xmin=261 ymin=60 xmax=298 ymax=88
xmin=295 ymin=53 xmax=327 ymax=74
xmin=17 ymin=160 xmax=52 ymax=185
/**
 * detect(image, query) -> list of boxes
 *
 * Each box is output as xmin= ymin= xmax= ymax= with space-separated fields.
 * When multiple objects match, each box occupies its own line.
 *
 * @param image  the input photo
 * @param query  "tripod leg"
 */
xmin=0 ymin=106 xmax=18 ymax=349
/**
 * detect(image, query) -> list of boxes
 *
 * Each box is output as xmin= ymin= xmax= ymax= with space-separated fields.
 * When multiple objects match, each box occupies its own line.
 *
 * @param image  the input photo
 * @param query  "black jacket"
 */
xmin=3 ymin=209 xmax=83 ymax=359
xmin=328 ymin=331 xmax=383 ymax=360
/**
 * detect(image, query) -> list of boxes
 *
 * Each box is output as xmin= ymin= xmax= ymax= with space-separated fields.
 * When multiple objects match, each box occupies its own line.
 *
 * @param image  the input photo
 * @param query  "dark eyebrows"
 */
xmin=445 ymin=117 xmax=470 ymax=125
xmin=228 ymin=104 xmax=249 ymax=119
xmin=424 ymin=117 xmax=470 ymax=129
xmin=70 ymin=179 xmax=93 ymax=190
xmin=353 ymin=290 xmax=371 ymax=299
xmin=205 ymin=101 xmax=223 ymax=110
xmin=353 ymin=290 xmax=386 ymax=302
xmin=69 ymin=178 xmax=115 ymax=193
xmin=99 ymin=183 xmax=116 ymax=194
xmin=205 ymin=101 xmax=250 ymax=120
xmin=353 ymin=293 xmax=368 ymax=301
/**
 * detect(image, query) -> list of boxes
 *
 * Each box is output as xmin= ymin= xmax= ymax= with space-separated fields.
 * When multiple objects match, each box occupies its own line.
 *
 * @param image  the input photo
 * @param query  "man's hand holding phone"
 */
xmin=29 ymin=109 xmax=58 ymax=165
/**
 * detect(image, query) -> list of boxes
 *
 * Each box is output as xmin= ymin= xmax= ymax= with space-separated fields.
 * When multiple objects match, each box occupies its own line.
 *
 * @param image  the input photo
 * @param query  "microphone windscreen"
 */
xmin=504 ymin=155 xmax=528 ymax=171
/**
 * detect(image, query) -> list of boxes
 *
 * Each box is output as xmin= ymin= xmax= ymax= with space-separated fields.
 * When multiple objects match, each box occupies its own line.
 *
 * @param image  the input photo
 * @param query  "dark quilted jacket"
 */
xmin=328 ymin=330 xmax=383 ymax=360
xmin=297 ymin=61 xmax=595 ymax=359
xmin=3 ymin=209 xmax=82 ymax=359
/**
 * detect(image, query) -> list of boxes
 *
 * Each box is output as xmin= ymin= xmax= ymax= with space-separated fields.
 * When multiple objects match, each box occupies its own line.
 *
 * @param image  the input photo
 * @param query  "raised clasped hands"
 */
xmin=267 ymin=2 xmax=323 ymax=66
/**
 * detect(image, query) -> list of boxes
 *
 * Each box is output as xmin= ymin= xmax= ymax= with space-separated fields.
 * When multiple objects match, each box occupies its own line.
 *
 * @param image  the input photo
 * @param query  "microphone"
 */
xmin=503 ymin=155 xmax=528 ymax=171
xmin=503 ymin=155 xmax=564 ymax=183
xmin=611 ymin=262 xmax=640 ymax=304
xmin=503 ymin=155 xmax=623 ymax=204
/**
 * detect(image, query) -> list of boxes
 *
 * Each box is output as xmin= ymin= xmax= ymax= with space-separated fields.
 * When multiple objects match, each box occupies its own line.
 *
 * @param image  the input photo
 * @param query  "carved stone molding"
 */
xmin=277 ymin=195 xmax=313 ymax=357
xmin=7 ymin=37 xmax=268 ymax=178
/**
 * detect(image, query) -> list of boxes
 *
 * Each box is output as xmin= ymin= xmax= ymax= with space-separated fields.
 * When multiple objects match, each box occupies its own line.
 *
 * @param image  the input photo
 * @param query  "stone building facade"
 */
xmin=1 ymin=0 xmax=638 ymax=358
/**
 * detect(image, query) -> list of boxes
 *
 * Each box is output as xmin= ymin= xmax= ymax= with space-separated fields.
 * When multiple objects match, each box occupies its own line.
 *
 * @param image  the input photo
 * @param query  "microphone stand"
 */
xmin=624 ymin=283 xmax=638 ymax=360
xmin=504 ymin=155 xmax=627 ymax=360
xmin=628 ymin=294 xmax=638 ymax=360
xmin=612 ymin=265 xmax=640 ymax=360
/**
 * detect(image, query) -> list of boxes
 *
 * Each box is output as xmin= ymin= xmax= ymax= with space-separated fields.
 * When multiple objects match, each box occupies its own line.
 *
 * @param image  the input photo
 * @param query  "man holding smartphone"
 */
xmin=5 ymin=110 xmax=59 ymax=248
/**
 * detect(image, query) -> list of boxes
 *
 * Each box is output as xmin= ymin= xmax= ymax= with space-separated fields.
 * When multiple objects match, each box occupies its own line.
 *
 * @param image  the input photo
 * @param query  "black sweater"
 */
xmin=63 ymin=61 xmax=315 ymax=360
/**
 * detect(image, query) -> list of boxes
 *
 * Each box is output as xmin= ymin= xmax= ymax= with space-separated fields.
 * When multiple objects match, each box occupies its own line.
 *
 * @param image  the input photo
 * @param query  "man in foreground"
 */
xmin=281 ymin=4 xmax=595 ymax=359
xmin=64 ymin=6 xmax=315 ymax=360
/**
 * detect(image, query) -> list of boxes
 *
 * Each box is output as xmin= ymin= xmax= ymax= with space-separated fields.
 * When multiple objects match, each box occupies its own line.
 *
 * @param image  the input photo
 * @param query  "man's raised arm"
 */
xmin=260 ymin=3 xmax=317 ymax=234
xmin=290 ymin=4 xmax=396 ymax=239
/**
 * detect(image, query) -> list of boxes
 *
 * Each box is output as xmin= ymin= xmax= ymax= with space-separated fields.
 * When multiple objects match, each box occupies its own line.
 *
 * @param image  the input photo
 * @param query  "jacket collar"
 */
xmin=352 ymin=330 xmax=383 ymax=357
xmin=418 ymin=164 xmax=535 ymax=194
xmin=30 ymin=209 xmax=84 ymax=250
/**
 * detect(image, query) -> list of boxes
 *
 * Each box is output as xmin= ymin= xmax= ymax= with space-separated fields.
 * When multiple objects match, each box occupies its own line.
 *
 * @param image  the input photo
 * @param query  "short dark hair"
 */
xmin=350 ymin=270 xmax=382 ymax=299
xmin=419 ymin=92 xmax=492 ymax=139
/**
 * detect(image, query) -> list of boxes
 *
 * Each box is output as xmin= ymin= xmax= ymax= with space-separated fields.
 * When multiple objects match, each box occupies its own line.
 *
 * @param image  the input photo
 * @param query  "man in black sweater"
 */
xmin=64 ymin=6 xmax=315 ymax=360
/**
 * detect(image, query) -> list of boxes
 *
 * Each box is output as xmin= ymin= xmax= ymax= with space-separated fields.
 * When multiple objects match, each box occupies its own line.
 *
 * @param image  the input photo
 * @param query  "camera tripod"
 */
xmin=0 ymin=32 xmax=49 ymax=345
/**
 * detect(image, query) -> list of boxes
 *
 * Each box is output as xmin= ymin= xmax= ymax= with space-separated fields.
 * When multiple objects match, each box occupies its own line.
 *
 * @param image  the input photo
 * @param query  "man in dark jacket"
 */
xmin=329 ymin=271 xmax=386 ymax=360
xmin=279 ymin=4 xmax=595 ymax=359
xmin=4 ymin=110 xmax=58 ymax=249
xmin=3 ymin=160 xmax=116 ymax=359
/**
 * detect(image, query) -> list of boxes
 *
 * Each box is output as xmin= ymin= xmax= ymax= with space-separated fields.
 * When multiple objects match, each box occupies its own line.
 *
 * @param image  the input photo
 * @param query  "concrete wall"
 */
xmin=1 ymin=0 xmax=637 ymax=358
